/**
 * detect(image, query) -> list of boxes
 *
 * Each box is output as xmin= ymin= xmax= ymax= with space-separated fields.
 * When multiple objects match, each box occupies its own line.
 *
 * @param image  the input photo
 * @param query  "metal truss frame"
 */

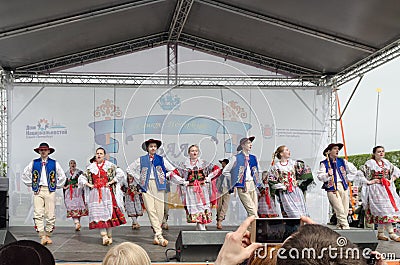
xmin=179 ymin=33 xmax=320 ymax=77
xmin=331 ymin=39 xmax=400 ymax=87
xmin=168 ymin=0 xmax=194 ymax=42
xmin=18 ymin=33 xmax=168 ymax=73
xmin=167 ymin=43 xmax=178 ymax=85
xmin=13 ymin=73 xmax=326 ymax=88
xmin=0 ymin=0 xmax=164 ymax=42
xmin=329 ymin=87 xmax=338 ymax=143
xmin=0 ymin=69 xmax=10 ymax=176
xmin=167 ymin=0 xmax=194 ymax=85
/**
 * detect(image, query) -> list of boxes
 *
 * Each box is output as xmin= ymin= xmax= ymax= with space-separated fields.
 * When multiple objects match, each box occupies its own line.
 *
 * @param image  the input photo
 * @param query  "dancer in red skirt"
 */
xmin=78 ymin=147 xmax=126 ymax=245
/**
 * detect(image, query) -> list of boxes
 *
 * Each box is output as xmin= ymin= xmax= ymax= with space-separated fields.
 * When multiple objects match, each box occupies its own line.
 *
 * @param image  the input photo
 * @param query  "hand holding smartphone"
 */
xmin=251 ymin=218 xmax=302 ymax=243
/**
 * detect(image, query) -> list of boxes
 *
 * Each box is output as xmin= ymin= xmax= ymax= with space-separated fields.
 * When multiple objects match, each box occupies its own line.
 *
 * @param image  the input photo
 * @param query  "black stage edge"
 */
xmin=0 ymin=178 xmax=16 ymax=246
xmin=9 ymin=225 xmax=400 ymax=262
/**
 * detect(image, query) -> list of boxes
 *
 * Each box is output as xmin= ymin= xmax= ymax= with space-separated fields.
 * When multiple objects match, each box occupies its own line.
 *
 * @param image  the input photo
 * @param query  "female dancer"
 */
xmin=358 ymin=146 xmax=400 ymax=242
xmin=78 ymin=147 xmax=126 ymax=245
xmin=63 ymin=160 xmax=88 ymax=231
xmin=122 ymin=172 xmax=143 ymax=230
xmin=268 ymin=145 xmax=312 ymax=217
xmin=258 ymin=171 xmax=279 ymax=218
xmin=174 ymin=145 xmax=220 ymax=230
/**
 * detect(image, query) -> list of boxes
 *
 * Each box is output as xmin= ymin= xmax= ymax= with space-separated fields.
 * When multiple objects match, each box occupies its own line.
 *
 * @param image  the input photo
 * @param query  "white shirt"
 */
xmin=317 ymin=158 xmax=357 ymax=183
xmin=222 ymin=152 xmax=256 ymax=182
xmin=78 ymin=160 xmax=125 ymax=186
xmin=127 ymin=155 xmax=176 ymax=184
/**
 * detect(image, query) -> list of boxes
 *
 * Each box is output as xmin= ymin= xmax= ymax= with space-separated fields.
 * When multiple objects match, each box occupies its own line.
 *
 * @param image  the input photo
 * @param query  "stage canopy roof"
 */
xmin=1 ymin=0 xmax=400 ymax=78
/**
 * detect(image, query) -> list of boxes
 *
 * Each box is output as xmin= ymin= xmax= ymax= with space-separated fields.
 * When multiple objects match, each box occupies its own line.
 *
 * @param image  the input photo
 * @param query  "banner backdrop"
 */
xmin=9 ymin=85 xmax=330 ymax=226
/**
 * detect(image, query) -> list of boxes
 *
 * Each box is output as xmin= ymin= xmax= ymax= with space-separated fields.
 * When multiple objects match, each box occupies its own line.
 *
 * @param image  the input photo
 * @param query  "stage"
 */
xmin=9 ymin=225 xmax=232 ymax=263
xmin=8 ymin=225 xmax=400 ymax=264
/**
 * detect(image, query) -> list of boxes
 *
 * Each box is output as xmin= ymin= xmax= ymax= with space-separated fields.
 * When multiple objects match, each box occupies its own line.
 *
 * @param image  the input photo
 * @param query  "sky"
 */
xmin=337 ymin=58 xmax=400 ymax=155
xmin=65 ymin=45 xmax=400 ymax=156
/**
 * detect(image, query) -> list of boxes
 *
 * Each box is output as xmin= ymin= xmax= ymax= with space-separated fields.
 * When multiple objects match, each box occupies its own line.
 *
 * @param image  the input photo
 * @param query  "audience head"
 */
xmin=276 ymin=224 xmax=369 ymax=265
xmin=102 ymin=242 xmax=151 ymax=265
xmin=0 ymin=240 xmax=55 ymax=265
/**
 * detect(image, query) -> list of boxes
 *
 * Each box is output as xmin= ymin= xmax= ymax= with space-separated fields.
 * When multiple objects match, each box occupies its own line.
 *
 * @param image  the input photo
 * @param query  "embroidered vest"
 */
xmin=321 ymin=157 xmax=348 ymax=191
xmin=65 ymin=169 xmax=82 ymax=188
xmin=231 ymin=153 xmax=259 ymax=188
xmin=139 ymin=154 xmax=167 ymax=192
xmin=32 ymin=158 xmax=57 ymax=192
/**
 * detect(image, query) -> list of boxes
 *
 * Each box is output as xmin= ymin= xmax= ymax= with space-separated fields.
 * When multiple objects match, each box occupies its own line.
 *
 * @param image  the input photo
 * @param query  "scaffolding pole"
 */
xmin=0 ymin=70 xmax=11 ymax=177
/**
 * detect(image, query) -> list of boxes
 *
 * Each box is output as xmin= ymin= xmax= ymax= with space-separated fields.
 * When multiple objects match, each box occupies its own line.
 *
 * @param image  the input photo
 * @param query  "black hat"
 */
xmin=219 ymin=158 xmax=229 ymax=164
xmin=237 ymin=136 xmax=255 ymax=151
xmin=34 ymin=143 xmax=55 ymax=154
xmin=142 ymin=139 xmax=162 ymax=151
xmin=0 ymin=239 xmax=55 ymax=265
xmin=323 ymin=143 xmax=344 ymax=156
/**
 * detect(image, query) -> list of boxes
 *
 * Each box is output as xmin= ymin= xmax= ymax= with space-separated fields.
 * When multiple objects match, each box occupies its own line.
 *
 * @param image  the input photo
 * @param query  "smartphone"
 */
xmin=251 ymin=218 xmax=302 ymax=243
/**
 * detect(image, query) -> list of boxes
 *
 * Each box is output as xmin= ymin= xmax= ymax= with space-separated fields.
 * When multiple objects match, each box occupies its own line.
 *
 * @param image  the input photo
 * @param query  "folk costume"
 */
xmin=21 ymin=143 xmax=66 ymax=245
xmin=78 ymin=159 xmax=126 ymax=245
xmin=126 ymin=139 xmax=177 ymax=247
xmin=258 ymin=172 xmax=279 ymax=218
xmin=215 ymin=159 xmax=231 ymax=229
xmin=268 ymin=159 xmax=311 ymax=218
xmin=223 ymin=137 xmax=261 ymax=217
xmin=174 ymin=158 xmax=220 ymax=230
xmin=317 ymin=143 xmax=357 ymax=229
xmin=358 ymin=158 xmax=400 ymax=241
xmin=64 ymin=166 xmax=88 ymax=231
xmin=121 ymin=173 xmax=144 ymax=230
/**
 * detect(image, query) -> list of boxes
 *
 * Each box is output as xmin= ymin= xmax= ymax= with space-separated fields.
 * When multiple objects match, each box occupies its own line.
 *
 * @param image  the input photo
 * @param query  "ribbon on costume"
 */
xmin=193 ymin=179 xmax=206 ymax=206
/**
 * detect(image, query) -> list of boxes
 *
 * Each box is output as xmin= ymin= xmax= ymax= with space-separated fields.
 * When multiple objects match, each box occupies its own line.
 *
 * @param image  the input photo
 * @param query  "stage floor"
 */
xmin=9 ymin=225 xmax=400 ymax=263
xmin=9 ymin=225 xmax=232 ymax=263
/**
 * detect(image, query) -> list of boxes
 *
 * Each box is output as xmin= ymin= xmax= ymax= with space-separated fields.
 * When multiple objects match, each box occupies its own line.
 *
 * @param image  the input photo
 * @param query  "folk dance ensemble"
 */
xmin=174 ymin=145 xmax=221 ymax=230
xmin=63 ymin=159 xmax=88 ymax=231
xmin=78 ymin=147 xmax=126 ymax=245
xmin=21 ymin=142 xmax=66 ymax=245
xmin=317 ymin=143 xmax=357 ymax=229
xmin=358 ymin=146 xmax=400 ymax=242
xmin=223 ymin=136 xmax=260 ymax=217
xmin=268 ymin=145 xmax=312 ymax=218
xmin=127 ymin=139 xmax=178 ymax=247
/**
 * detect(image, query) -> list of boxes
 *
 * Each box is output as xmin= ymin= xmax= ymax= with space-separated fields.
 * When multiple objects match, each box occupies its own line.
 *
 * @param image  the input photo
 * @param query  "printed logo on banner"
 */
xmin=158 ymin=92 xmax=181 ymax=110
xmin=262 ymin=124 xmax=274 ymax=139
xmin=25 ymin=118 xmax=68 ymax=139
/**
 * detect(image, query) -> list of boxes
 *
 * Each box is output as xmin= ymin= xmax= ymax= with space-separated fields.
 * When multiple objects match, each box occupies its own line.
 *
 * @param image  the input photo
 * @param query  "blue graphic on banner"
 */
xmin=89 ymin=115 xmax=252 ymax=158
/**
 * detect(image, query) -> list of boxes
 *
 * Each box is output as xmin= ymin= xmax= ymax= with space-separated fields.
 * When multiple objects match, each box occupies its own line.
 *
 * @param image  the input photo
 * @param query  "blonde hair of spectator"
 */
xmin=102 ymin=242 xmax=151 ymax=265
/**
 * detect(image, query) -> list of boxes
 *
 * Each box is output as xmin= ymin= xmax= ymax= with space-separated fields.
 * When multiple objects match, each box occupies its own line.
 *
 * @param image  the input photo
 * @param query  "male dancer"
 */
xmin=127 ymin=139 xmax=179 ymax=247
xmin=216 ymin=159 xmax=231 ymax=229
xmin=223 ymin=137 xmax=260 ymax=217
xmin=317 ymin=143 xmax=357 ymax=229
xmin=21 ymin=142 xmax=66 ymax=245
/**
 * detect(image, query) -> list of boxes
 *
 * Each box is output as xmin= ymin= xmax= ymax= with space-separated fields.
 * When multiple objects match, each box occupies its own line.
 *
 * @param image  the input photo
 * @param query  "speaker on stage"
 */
xmin=334 ymin=229 xmax=378 ymax=251
xmin=175 ymin=230 xmax=228 ymax=262
xmin=0 ymin=178 xmax=16 ymax=246
xmin=0 ymin=230 xmax=16 ymax=247
xmin=0 ymin=178 xmax=8 ymax=229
